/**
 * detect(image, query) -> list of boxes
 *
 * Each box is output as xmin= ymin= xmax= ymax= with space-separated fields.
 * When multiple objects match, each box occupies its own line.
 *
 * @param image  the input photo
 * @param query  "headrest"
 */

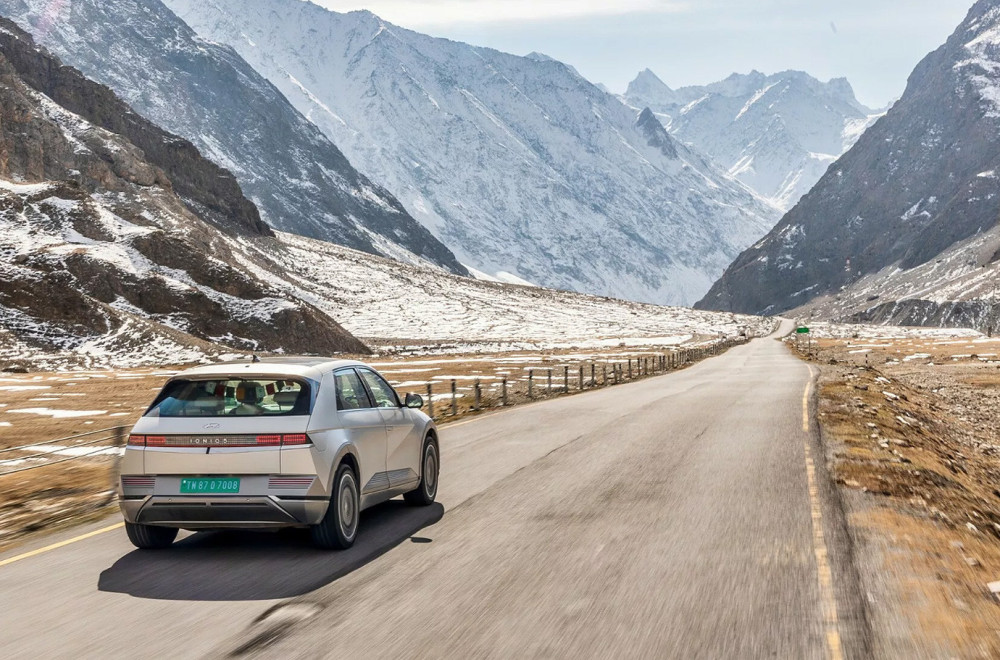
xmin=236 ymin=382 xmax=263 ymax=405
xmin=274 ymin=390 xmax=299 ymax=408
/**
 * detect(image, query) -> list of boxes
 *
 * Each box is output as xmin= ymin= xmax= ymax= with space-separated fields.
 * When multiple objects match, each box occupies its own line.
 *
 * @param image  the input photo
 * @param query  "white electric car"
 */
xmin=118 ymin=358 xmax=439 ymax=550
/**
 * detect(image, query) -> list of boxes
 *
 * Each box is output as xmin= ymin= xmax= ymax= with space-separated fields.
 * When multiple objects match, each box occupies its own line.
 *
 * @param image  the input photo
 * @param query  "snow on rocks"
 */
xmin=6 ymin=408 xmax=108 ymax=418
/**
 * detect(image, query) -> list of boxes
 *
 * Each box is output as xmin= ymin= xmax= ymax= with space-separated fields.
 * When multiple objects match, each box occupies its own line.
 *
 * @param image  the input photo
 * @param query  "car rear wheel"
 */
xmin=311 ymin=463 xmax=360 ymax=550
xmin=124 ymin=521 xmax=178 ymax=549
xmin=404 ymin=436 xmax=439 ymax=506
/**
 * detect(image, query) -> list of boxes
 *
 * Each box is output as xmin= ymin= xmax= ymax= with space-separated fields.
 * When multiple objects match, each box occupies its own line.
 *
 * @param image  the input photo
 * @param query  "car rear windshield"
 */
xmin=145 ymin=378 xmax=313 ymax=417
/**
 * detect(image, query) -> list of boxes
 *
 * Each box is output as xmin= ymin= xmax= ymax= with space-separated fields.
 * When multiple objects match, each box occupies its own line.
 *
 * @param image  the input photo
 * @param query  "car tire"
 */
xmin=404 ymin=436 xmax=439 ymax=506
xmin=124 ymin=521 xmax=178 ymax=549
xmin=311 ymin=463 xmax=360 ymax=550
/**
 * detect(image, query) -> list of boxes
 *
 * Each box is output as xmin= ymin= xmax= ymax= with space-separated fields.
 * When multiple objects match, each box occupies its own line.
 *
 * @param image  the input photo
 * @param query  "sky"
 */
xmin=315 ymin=0 xmax=974 ymax=108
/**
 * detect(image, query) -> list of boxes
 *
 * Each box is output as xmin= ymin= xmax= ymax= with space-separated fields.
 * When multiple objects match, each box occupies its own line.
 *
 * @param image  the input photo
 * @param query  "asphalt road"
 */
xmin=0 ymin=321 xmax=866 ymax=659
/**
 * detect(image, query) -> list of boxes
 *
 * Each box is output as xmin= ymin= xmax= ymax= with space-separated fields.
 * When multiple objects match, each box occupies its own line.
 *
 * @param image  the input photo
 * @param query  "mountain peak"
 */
xmin=625 ymin=68 xmax=675 ymax=105
xmin=625 ymin=67 xmax=878 ymax=209
xmin=631 ymin=68 xmax=670 ymax=88
xmin=525 ymin=51 xmax=556 ymax=62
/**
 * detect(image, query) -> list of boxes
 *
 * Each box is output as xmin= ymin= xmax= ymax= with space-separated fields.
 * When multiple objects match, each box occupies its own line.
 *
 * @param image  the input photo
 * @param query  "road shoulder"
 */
xmin=803 ymin=362 xmax=874 ymax=660
xmin=799 ymin=338 xmax=1000 ymax=657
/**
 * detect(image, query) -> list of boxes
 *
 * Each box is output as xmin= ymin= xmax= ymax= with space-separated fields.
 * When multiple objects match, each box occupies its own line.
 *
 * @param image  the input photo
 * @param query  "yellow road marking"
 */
xmin=0 ymin=522 xmax=123 ymax=568
xmin=802 ymin=372 xmax=812 ymax=432
xmin=802 ymin=367 xmax=844 ymax=660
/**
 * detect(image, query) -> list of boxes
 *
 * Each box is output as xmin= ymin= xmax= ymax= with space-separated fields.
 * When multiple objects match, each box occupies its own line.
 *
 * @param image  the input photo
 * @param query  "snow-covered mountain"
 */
xmin=0 ymin=16 xmax=369 ymax=366
xmin=696 ymin=0 xmax=1000 ymax=331
xmin=625 ymin=69 xmax=882 ymax=210
xmin=0 ymin=0 xmax=466 ymax=274
xmin=0 ymin=8 xmax=773 ymax=371
xmin=165 ymin=0 xmax=780 ymax=306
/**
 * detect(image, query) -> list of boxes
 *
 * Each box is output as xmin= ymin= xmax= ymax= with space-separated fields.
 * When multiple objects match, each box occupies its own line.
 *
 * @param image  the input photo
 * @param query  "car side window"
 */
xmin=359 ymin=369 xmax=400 ymax=408
xmin=335 ymin=370 xmax=373 ymax=411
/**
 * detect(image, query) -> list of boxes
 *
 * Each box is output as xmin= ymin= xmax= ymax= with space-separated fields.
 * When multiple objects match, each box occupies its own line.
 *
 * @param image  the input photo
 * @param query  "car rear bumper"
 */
xmin=120 ymin=495 xmax=328 ymax=528
xmin=118 ymin=474 xmax=329 ymax=528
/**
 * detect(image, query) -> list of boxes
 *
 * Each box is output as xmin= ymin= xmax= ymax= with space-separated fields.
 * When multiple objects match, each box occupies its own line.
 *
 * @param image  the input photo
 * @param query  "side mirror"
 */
xmin=404 ymin=393 xmax=424 ymax=409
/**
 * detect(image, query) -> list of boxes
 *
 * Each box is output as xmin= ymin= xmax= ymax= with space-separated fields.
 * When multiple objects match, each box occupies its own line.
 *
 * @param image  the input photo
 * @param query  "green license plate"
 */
xmin=180 ymin=477 xmax=241 ymax=494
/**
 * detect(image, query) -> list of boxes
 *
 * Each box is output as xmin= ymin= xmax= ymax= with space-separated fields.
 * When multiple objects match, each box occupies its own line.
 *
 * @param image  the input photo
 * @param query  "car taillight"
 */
xmin=253 ymin=434 xmax=310 ymax=446
xmin=127 ymin=434 xmax=145 ymax=446
xmin=145 ymin=436 xmax=167 ymax=447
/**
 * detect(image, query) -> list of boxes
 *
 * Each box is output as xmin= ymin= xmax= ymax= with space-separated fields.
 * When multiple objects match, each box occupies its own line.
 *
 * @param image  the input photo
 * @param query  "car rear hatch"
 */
xmin=132 ymin=418 xmax=310 ymax=475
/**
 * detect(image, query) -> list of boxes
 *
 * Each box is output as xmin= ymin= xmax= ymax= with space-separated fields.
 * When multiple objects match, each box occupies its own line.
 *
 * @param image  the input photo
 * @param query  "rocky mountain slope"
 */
xmin=696 ymin=0 xmax=1000 ymax=327
xmin=0 ymin=0 xmax=465 ymax=274
xmin=165 ymin=0 xmax=780 ymax=306
xmin=790 ymin=221 xmax=1000 ymax=332
xmin=0 ymin=16 xmax=369 ymax=365
xmin=625 ymin=69 xmax=881 ymax=210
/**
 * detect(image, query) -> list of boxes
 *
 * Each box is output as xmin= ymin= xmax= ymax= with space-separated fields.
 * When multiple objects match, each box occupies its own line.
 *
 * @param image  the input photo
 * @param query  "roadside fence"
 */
xmin=421 ymin=336 xmax=749 ymax=422
xmin=0 ymin=425 xmax=129 ymax=506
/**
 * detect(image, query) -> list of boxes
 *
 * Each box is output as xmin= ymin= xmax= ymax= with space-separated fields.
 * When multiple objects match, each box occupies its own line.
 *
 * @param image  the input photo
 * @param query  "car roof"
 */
xmin=173 ymin=357 xmax=368 ymax=381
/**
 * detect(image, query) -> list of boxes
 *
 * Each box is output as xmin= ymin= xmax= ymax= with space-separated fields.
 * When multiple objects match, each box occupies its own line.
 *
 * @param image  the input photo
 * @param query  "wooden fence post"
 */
xmin=451 ymin=379 xmax=458 ymax=416
xmin=502 ymin=377 xmax=508 ymax=406
xmin=528 ymin=370 xmax=534 ymax=398
xmin=602 ymin=364 xmax=607 ymax=385
xmin=547 ymin=368 xmax=553 ymax=394
xmin=579 ymin=365 xmax=584 ymax=390
xmin=628 ymin=359 xmax=633 ymax=380
xmin=474 ymin=379 xmax=481 ymax=411
xmin=563 ymin=366 xmax=569 ymax=393
xmin=426 ymin=383 xmax=434 ymax=419
xmin=591 ymin=363 xmax=596 ymax=386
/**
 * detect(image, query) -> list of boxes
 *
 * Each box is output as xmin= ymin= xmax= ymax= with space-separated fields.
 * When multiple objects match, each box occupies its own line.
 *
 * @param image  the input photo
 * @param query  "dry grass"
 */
xmin=0 ymin=370 xmax=168 ymax=449
xmin=0 ymin=369 xmax=169 ymax=547
xmin=795 ymin=337 xmax=1000 ymax=656
xmin=852 ymin=507 xmax=1000 ymax=658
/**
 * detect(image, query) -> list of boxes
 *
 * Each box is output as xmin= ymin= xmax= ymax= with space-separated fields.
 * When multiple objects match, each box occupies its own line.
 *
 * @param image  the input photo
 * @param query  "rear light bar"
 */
xmin=127 ymin=434 xmax=311 ymax=448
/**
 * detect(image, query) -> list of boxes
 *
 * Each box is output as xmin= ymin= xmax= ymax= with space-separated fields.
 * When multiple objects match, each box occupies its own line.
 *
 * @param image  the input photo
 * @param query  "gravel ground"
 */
xmin=799 ymin=336 xmax=1000 ymax=658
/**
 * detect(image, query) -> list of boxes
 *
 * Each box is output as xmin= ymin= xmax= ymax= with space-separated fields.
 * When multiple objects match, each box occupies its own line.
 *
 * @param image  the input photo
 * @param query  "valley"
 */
xmin=2 ymin=0 xmax=1000 ymax=657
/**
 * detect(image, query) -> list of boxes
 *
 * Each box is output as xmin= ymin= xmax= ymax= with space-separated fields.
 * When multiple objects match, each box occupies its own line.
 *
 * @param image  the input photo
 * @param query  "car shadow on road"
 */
xmin=97 ymin=500 xmax=443 ymax=601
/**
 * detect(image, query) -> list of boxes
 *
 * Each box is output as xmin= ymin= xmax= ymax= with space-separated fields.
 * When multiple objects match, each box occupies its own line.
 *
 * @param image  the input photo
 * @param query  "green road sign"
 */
xmin=796 ymin=327 xmax=810 ymax=334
